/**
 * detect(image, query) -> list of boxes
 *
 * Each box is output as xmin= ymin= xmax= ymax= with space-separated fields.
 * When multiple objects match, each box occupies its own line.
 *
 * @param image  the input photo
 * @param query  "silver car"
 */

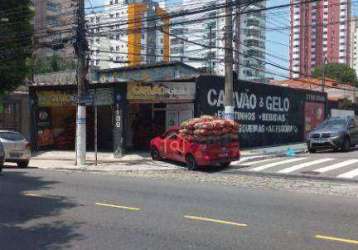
xmin=0 ymin=142 xmax=4 ymax=172
xmin=0 ymin=130 xmax=31 ymax=168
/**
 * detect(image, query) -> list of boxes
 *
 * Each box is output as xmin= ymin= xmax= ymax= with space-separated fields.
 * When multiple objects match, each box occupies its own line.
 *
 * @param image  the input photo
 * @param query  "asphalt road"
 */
xmin=1 ymin=168 xmax=358 ymax=250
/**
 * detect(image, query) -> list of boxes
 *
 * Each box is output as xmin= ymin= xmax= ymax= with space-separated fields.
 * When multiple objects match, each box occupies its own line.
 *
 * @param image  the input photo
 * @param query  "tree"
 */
xmin=0 ymin=0 xmax=33 ymax=94
xmin=312 ymin=63 xmax=358 ymax=86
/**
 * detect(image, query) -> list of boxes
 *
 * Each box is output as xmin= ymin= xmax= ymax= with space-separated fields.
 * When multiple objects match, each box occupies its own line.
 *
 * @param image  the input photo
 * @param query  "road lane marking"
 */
xmin=250 ymin=158 xmax=307 ymax=172
xmin=278 ymin=158 xmax=334 ymax=174
xmin=337 ymin=168 xmax=358 ymax=179
xmin=184 ymin=215 xmax=247 ymax=227
xmin=239 ymin=158 xmax=279 ymax=166
xmin=95 ymin=202 xmax=140 ymax=211
xmin=23 ymin=193 xmax=43 ymax=198
xmin=314 ymin=159 xmax=358 ymax=173
xmin=315 ymin=234 xmax=358 ymax=245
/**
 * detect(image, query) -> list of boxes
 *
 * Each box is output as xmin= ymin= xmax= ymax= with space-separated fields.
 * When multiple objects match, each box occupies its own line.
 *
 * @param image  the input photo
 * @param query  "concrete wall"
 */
xmin=0 ymin=92 xmax=31 ymax=140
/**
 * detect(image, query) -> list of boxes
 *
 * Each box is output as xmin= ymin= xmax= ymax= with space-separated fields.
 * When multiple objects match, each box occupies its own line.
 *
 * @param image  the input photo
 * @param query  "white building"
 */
xmin=169 ymin=0 xmax=266 ymax=81
xmin=350 ymin=17 xmax=358 ymax=74
xmin=86 ymin=0 xmax=170 ymax=69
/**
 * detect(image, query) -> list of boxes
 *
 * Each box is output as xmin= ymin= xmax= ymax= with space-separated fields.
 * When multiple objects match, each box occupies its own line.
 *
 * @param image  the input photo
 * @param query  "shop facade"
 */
xmin=29 ymin=80 xmax=195 ymax=155
xmin=125 ymin=81 xmax=196 ymax=150
xmin=30 ymin=84 xmax=118 ymax=152
xmin=196 ymin=76 xmax=327 ymax=148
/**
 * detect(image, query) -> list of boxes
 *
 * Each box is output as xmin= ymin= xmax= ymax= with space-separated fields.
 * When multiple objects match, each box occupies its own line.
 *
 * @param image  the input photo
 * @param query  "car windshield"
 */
xmin=317 ymin=119 xmax=347 ymax=130
xmin=0 ymin=132 xmax=25 ymax=141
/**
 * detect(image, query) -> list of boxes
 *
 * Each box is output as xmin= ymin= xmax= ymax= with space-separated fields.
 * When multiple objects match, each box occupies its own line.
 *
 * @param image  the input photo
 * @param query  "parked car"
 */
xmin=0 ymin=130 xmax=31 ymax=168
xmin=0 ymin=141 xmax=4 ymax=172
xmin=150 ymin=127 xmax=240 ymax=170
xmin=306 ymin=116 xmax=358 ymax=153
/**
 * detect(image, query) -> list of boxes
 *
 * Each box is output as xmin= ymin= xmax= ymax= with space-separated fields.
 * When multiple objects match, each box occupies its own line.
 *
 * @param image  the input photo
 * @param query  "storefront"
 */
xmin=30 ymin=84 xmax=115 ymax=152
xmin=30 ymin=81 xmax=195 ymax=155
xmin=196 ymin=75 xmax=327 ymax=148
xmin=125 ymin=81 xmax=195 ymax=150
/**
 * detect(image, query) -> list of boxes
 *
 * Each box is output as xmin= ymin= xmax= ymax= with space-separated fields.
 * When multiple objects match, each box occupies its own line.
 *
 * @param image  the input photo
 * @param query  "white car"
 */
xmin=0 ymin=130 xmax=31 ymax=168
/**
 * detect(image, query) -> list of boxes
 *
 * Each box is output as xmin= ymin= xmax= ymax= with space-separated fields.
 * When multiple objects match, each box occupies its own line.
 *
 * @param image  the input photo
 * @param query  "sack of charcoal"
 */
xmin=179 ymin=115 xmax=239 ymax=144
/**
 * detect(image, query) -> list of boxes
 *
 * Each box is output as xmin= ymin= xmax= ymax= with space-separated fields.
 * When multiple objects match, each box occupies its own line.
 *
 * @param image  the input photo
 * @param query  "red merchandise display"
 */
xmin=178 ymin=116 xmax=240 ymax=144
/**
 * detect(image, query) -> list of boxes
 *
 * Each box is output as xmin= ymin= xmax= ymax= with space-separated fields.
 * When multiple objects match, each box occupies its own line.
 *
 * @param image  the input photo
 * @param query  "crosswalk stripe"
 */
xmin=314 ymin=159 xmax=358 ymax=173
xmin=238 ymin=158 xmax=280 ymax=166
xmin=337 ymin=168 xmax=358 ymax=179
xmin=251 ymin=158 xmax=307 ymax=172
xmin=278 ymin=158 xmax=334 ymax=174
xmin=238 ymin=156 xmax=266 ymax=163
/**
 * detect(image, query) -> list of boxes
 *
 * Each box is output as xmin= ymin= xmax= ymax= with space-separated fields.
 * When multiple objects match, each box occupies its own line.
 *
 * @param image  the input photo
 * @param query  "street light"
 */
xmin=0 ymin=18 xmax=9 ymax=22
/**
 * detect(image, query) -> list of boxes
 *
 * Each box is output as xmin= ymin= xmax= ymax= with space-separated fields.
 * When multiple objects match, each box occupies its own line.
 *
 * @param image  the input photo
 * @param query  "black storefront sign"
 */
xmin=196 ymin=76 xmax=327 ymax=148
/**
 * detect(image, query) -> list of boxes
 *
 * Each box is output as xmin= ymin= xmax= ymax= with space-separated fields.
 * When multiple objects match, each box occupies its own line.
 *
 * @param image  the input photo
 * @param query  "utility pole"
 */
xmin=321 ymin=57 xmax=328 ymax=93
xmin=75 ymin=0 xmax=88 ymax=166
xmin=224 ymin=0 xmax=234 ymax=120
xmin=234 ymin=0 xmax=240 ymax=78
xmin=208 ymin=25 xmax=213 ymax=74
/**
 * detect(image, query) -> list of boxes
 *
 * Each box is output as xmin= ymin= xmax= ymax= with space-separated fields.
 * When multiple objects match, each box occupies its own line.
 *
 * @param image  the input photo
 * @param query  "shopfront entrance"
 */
xmin=33 ymin=87 xmax=114 ymax=152
xmin=125 ymin=81 xmax=196 ymax=150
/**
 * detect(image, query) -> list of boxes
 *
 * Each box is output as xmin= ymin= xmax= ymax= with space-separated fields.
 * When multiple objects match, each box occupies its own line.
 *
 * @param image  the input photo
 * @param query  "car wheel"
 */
xmin=220 ymin=162 xmax=231 ymax=168
xmin=308 ymin=147 xmax=316 ymax=153
xmin=151 ymin=147 xmax=161 ymax=161
xmin=333 ymin=147 xmax=340 ymax=152
xmin=186 ymin=154 xmax=198 ymax=171
xmin=17 ymin=160 xmax=29 ymax=168
xmin=341 ymin=137 xmax=351 ymax=152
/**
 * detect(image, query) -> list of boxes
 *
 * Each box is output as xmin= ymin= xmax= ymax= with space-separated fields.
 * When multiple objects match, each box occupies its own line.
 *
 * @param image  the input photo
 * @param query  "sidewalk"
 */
xmin=30 ymin=143 xmax=307 ymax=172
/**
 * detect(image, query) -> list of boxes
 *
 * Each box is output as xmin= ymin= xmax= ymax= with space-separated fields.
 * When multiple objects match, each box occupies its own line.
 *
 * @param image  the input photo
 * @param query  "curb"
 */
xmin=36 ymin=167 xmax=185 ymax=174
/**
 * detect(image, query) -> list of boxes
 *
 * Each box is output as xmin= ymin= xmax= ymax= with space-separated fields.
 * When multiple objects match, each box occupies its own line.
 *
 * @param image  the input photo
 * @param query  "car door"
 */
xmin=162 ymin=131 xmax=180 ymax=161
xmin=0 ymin=133 xmax=18 ymax=159
xmin=350 ymin=118 xmax=358 ymax=145
xmin=172 ymin=135 xmax=186 ymax=163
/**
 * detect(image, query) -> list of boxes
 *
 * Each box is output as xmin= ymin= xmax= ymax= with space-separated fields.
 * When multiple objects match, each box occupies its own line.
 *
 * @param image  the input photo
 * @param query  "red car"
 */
xmin=150 ymin=127 xmax=240 ymax=170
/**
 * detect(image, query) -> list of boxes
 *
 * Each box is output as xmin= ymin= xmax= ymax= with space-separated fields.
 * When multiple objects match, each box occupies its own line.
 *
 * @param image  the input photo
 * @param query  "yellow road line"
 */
xmin=95 ymin=202 xmax=140 ymax=211
xmin=184 ymin=215 xmax=247 ymax=227
xmin=23 ymin=193 xmax=43 ymax=198
xmin=315 ymin=235 xmax=358 ymax=245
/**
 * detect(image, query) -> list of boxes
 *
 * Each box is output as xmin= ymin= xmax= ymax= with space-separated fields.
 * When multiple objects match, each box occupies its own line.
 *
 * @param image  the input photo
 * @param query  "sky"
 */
xmin=86 ymin=0 xmax=358 ymax=79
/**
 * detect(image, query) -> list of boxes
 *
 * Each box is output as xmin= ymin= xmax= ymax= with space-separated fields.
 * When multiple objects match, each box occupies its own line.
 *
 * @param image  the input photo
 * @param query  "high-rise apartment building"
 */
xmin=289 ymin=0 xmax=351 ymax=79
xmin=33 ymin=0 xmax=76 ymax=57
xmin=86 ymin=0 xmax=170 ymax=69
xmin=162 ymin=0 xmax=186 ymax=64
xmin=170 ymin=0 xmax=266 ymax=81
xmin=350 ymin=17 xmax=358 ymax=74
